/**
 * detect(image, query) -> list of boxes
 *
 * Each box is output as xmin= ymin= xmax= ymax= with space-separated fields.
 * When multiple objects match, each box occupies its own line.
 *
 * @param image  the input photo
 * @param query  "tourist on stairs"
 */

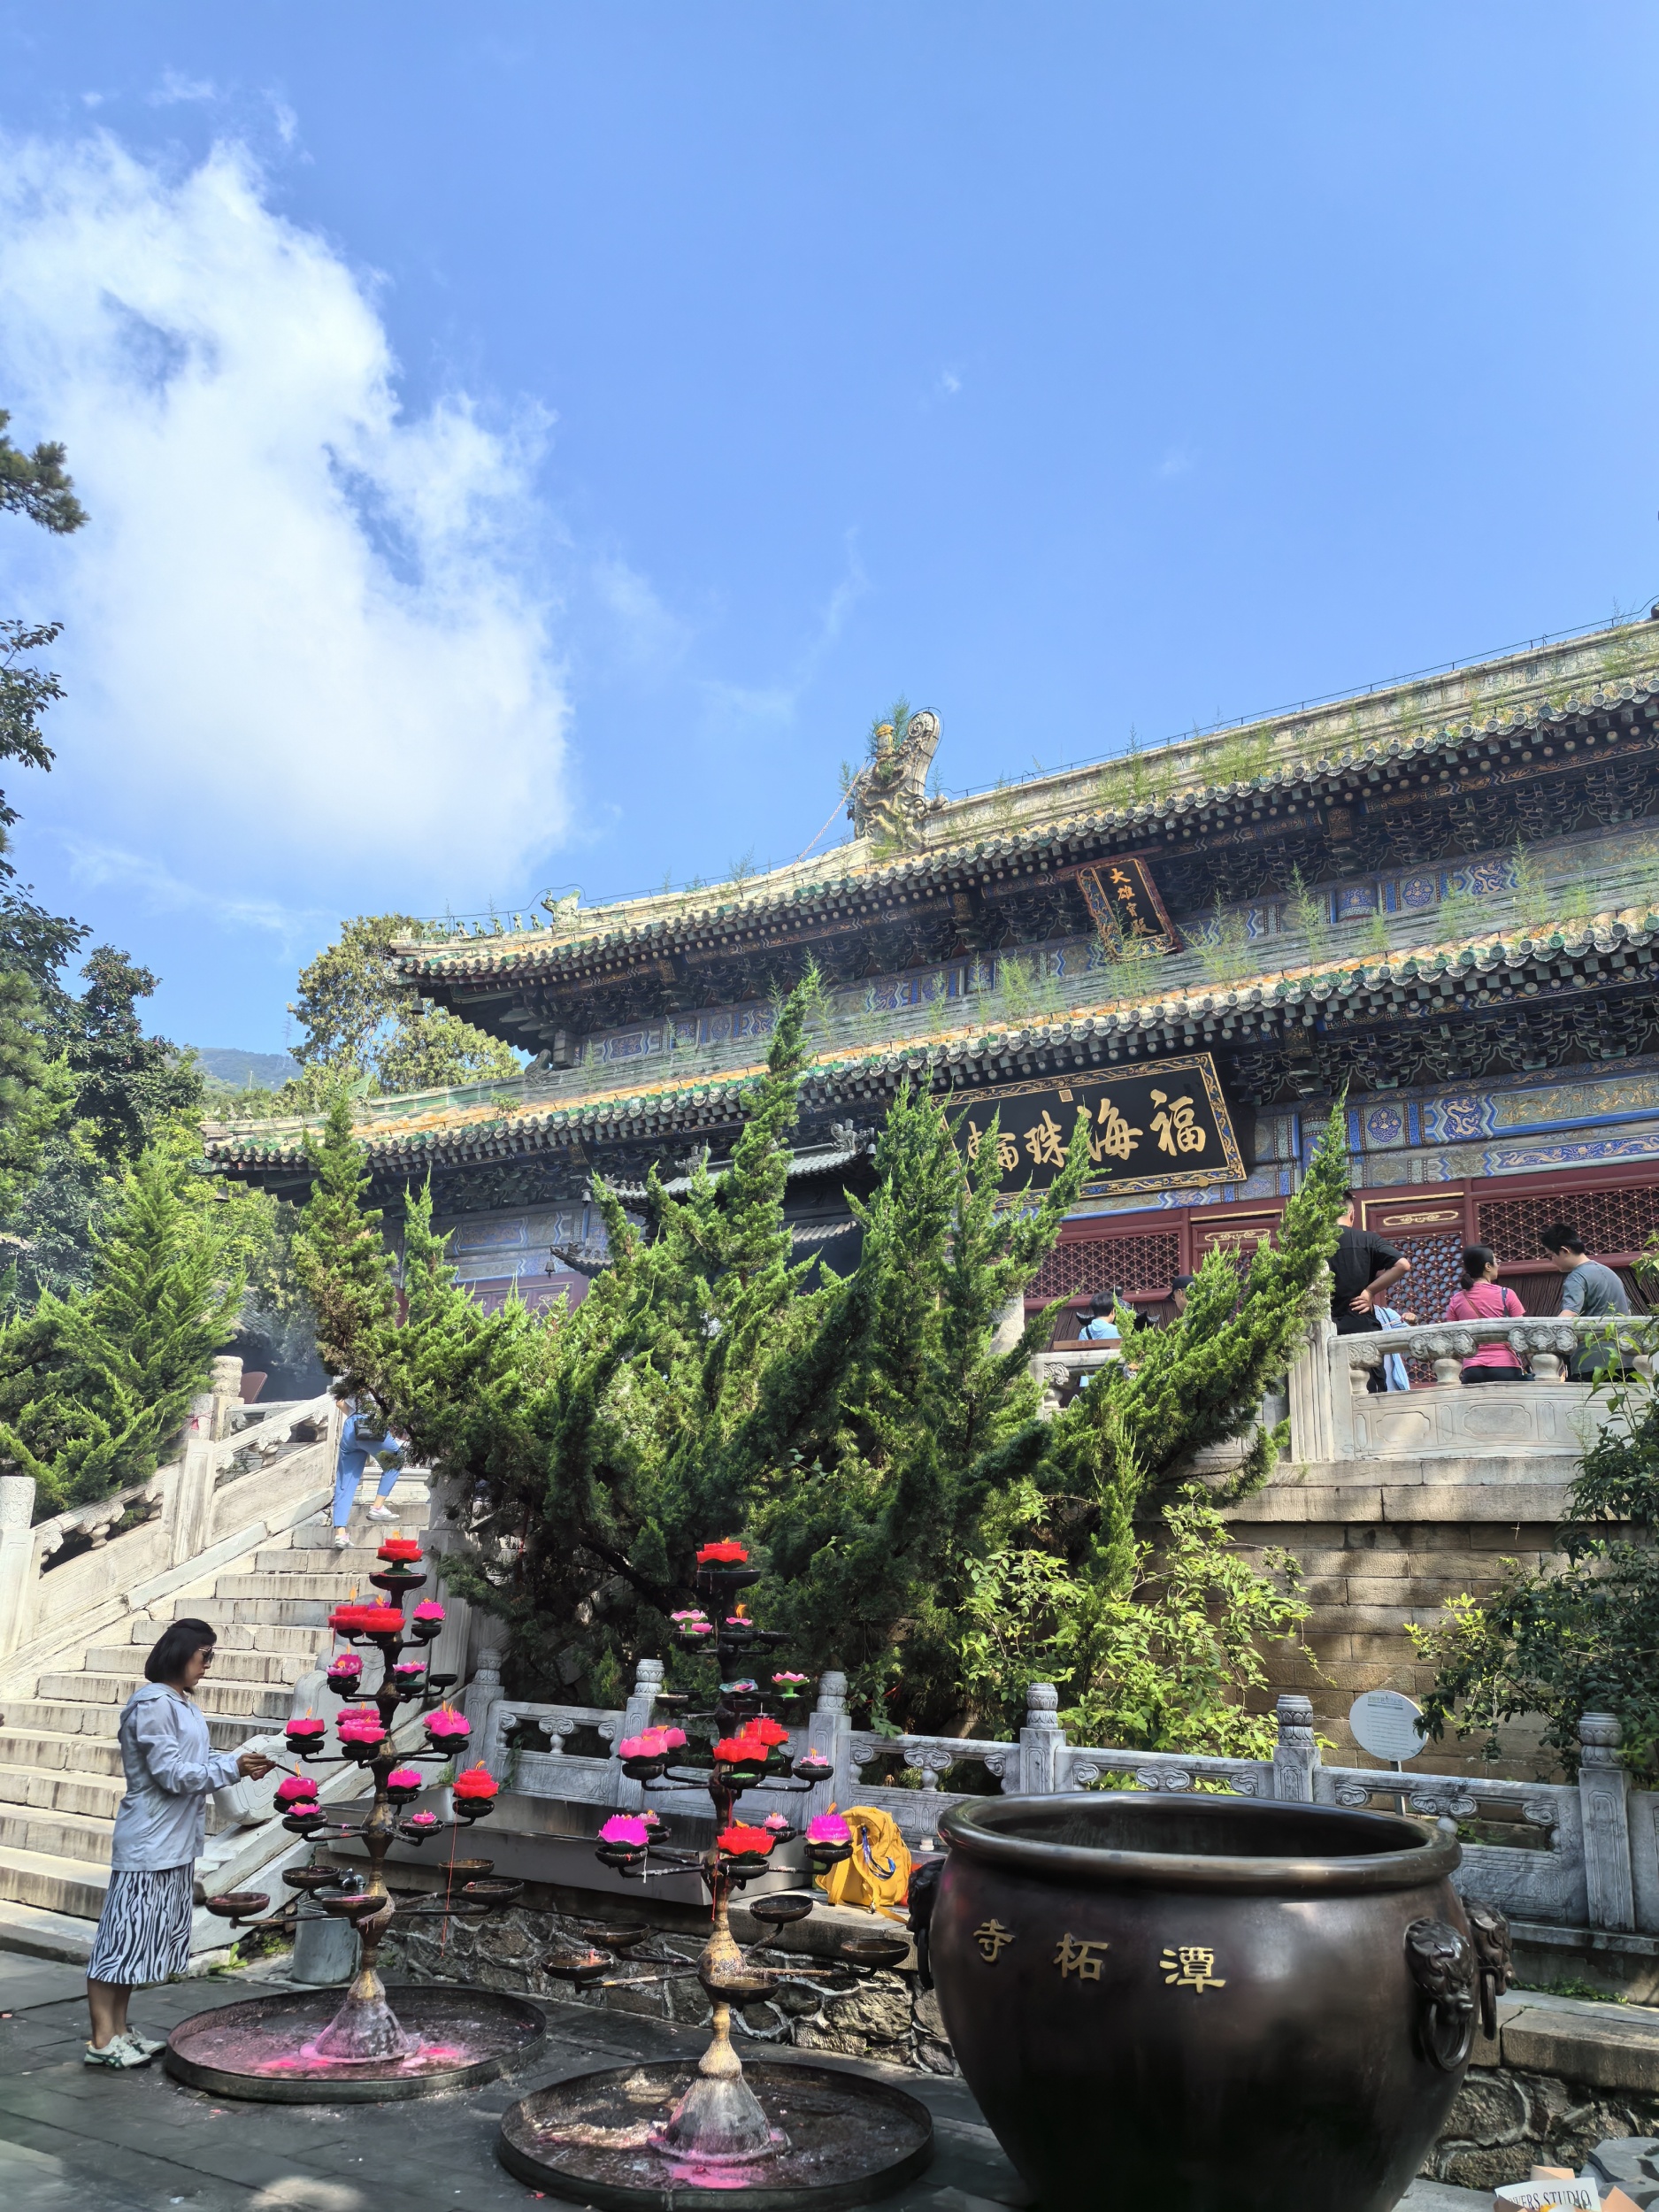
xmin=84 ymin=1620 xmax=274 ymax=2068
xmin=329 ymin=1394 xmax=405 ymax=1549
xmin=1444 ymin=1245 xmax=1526 ymax=1383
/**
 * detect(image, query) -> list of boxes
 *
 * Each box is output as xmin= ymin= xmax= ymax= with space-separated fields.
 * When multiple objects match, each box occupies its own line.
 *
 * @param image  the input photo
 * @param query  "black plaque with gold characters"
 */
xmin=1078 ymin=858 xmax=1180 ymax=957
xmin=954 ymin=1052 xmax=1247 ymax=1199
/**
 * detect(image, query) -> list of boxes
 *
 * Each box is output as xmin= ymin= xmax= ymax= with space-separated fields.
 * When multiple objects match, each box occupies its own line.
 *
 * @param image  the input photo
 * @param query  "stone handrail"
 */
xmin=485 ymin=1664 xmax=1656 ymax=1941
xmin=1338 ymin=1313 xmax=1650 ymax=1386
xmin=0 ymin=1390 xmax=340 ymax=1674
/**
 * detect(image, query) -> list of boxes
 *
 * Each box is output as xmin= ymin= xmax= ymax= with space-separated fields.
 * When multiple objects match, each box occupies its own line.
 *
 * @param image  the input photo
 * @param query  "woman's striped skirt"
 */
xmin=87 ymin=1863 xmax=196 ymax=1985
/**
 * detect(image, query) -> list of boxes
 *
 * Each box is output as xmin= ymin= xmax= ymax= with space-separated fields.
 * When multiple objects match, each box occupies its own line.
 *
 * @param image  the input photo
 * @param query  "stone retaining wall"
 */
xmin=376 ymin=1902 xmax=956 ymax=2075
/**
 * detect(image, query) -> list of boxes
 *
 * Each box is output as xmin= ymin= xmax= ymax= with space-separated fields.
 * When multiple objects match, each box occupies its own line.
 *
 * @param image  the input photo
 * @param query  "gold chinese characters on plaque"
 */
xmin=956 ymin=1053 xmax=1247 ymax=1199
xmin=1079 ymin=859 xmax=1180 ymax=958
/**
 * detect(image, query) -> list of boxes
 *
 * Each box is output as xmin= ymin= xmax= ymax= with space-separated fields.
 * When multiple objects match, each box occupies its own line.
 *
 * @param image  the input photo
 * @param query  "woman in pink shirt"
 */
xmin=1444 ymin=1245 xmax=1525 ymax=1382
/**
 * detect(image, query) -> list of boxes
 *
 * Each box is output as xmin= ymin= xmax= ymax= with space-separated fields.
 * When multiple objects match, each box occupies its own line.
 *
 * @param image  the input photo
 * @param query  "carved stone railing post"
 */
xmin=1578 ymin=1712 xmax=1636 ymax=1933
xmin=169 ymin=1433 xmax=219 ymax=1567
xmin=1018 ymin=1682 xmax=1065 ymax=1796
xmin=1272 ymin=1694 xmax=1319 ymax=1803
xmin=0 ymin=1471 xmax=36 ymax=1659
xmin=615 ymin=1657 xmax=664 ymax=1811
xmin=808 ymin=1671 xmax=851 ymax=1821
xmin=462 ymin=1644 xmax=505 ymax=1747
xmin=1286 ymin=1318 xmax=1340 ymax=1463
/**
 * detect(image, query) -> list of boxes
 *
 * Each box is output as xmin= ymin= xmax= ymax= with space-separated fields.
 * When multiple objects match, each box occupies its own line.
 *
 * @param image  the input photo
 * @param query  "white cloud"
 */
xmin=0 ymin=131 xmax=571 ymax=911
xmin=149 ymin=71 xmax=220 ymax=107
xmin=699 ymin=541 xmax=868 ymax=733
xmin=1157 ymin=443 xmax=1198 ymax=480
xmin=936 ymin=367 xmax=962 ymax=398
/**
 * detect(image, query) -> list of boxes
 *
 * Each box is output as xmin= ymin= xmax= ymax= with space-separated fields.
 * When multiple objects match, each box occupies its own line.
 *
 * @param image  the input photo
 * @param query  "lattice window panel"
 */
xmin=1392 ymin=1232 xmax=1465 ymax=1385
xmin=1476 ymin=1186 xmax=1659 ymax=1268
xmin=1030 ymin=1231 xmax=1183 ymax=1305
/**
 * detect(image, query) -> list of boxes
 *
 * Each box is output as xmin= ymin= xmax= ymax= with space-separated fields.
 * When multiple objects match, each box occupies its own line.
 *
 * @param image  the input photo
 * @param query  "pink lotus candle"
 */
xmin=772 ymin=1671 xmax=808 ymax=1688
xmin=275 ymin=1776 xmax=319 ymax=1807
xmin=806 ymin=1812 xmax=851 ymax=1847
xmin=326 ymin=1653 xmax=362 ymax=1677
xmin=405 ymin=1809 xmax=439 ymax=1831
xmin=425 ymin=1706 xmax=469 ymax=1742
xmin=393 ymin=1663 xmax=426 ymax=1683
xmin=387 ymin=1766 xmax=423 ymax=1792
xmin=452 ymin=1763 xmax=498 ymax=1803
xmin=336 ymin=1711 xmax=386 ymax=1748
xmin=286 ymin=1717 xmax=326 ymax=1746
xmin=412 ymin=1600 xmax=444 ymax=1624
xmin=599 ymin=1814 xmax=650 ymax=1847
xmin=764 ymin=1812 xmax=790 ymax=1833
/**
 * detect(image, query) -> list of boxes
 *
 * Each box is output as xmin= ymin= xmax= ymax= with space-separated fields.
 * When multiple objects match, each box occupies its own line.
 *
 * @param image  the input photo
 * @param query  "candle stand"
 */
xmin=165 ymin=1545 xmax=544 ymax=2103
xmin=497 ymin=1545 xmax=933 ymax=2209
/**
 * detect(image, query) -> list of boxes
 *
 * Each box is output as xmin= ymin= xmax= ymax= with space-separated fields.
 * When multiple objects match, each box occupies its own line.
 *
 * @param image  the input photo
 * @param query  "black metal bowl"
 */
xmin=749 ymin=1893 xmax=815 ymax=1928
xmin=204 ymin=1891 xmax=270 ymax=1922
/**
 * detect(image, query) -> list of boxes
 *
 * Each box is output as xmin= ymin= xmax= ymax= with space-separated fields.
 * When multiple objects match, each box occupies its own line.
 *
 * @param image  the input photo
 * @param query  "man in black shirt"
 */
xmin=1330 ymin=1195 xmax=1409 ymax=1334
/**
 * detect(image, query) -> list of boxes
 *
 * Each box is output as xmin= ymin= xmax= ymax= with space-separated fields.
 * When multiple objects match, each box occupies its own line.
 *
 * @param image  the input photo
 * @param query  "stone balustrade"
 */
xmin=473 ymin=1664 xmax=1657 ymax=1949
xmin=0 ymin=1389 xmax=340 ymax=1676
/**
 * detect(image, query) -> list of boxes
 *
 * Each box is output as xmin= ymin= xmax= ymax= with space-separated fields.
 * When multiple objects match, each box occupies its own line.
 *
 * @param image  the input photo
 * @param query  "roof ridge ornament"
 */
xmin=846 ymin=705 xmax=943 ymax=849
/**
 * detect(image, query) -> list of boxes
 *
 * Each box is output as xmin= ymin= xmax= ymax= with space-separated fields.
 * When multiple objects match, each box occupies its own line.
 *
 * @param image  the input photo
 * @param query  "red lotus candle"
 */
xmin=426 ymin=1706 xmax=470 ymax=1742
xmin=452 ymin=1763 xmax=498 ymax=1802
xmin=412 ymin=1600 xmax=445 ymax=1624
xmin=744 ymin=1717 xmax=789 ymax=1748
xmin=696 ymin=1540 xmax=749 ymax=1565
xmin=377 ymin=1537 xmax=422 ymax=1563
xmin=286 ymin=1716 xmax=326 ymax=1746
xmin=275 ymin=1776 xmax=319 ymax=1807
xmin=713 ymin=1733 xmax=767 ymax=1766
xmin=357 ymin=1604 xmax=405 ymax=1634
xmin=328 ymin=1604 xmax=373 ymax=1632
xmin=717 ymin=1823 xmax=775 ymax=1859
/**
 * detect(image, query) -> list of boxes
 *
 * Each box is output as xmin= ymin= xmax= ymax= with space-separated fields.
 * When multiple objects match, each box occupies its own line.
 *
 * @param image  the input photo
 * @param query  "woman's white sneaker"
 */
xmin=333 ymin=1527 xmax=349 ymax=1549
xmin=120 ymin=2032 xmax=165 ymax=2060
xmin=84 ymin=2039 xmax=147 ymax=2068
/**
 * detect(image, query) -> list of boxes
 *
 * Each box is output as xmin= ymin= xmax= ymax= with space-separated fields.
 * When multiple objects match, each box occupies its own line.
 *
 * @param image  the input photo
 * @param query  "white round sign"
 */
xmin=1348 ymin=1690 xmax=1427 ymax=1765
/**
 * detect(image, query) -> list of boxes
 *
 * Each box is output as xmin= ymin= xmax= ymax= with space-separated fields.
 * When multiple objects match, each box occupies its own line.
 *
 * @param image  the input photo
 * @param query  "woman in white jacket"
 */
xmin=82 ymin=1618 xmax=274 ymax=2068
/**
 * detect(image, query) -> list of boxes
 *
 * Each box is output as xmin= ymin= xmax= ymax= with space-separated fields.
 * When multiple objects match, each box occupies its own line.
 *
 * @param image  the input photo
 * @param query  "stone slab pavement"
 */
xmin=0 ymin=1952 xmax=1486 ymax=2211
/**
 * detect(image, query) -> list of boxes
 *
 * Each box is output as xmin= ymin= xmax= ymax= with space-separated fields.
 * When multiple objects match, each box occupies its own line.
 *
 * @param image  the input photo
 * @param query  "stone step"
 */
xmin=0 ymin=1763 xmax=123 ymax=1821
xmin=0 ymin=1804 xmax=111 ymax=1866
xmin=256 ymin=1546 xmax=434 ymax=1575
xmin=211 ymin=1572 xmax=371 ymax=1601
xmin=119 ymin=1617 xmax=258 ymax=1650
xmin=35 ymin=1672 xmax=290 ymax=1719
xmin=2 ymin=1700 xmax=120 ymax=1740
xmin=0 ymin=1730 xmax=123 ymax=1778
xmin=0 ymin=1843 xmax=108 ymax=1918
xmin=156 ymin=1596 xmax=334 ymax=1628
xmin=81 ymin=1644 xmax=308 ymax=1686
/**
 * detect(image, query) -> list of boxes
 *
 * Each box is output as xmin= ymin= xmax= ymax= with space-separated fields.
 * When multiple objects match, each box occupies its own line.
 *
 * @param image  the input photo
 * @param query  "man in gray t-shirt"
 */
xmin=1540 ymin=1224 xmax=1632 ymax=1378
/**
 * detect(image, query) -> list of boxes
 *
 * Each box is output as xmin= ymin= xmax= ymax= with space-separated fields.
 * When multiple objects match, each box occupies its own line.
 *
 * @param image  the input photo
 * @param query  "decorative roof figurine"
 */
xmin=846 ymin=701 xmax=944 ymax=849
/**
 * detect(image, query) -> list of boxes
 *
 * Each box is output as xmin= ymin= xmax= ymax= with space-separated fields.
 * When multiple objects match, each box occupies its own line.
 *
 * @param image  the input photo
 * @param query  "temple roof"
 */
xmin=389 ymin=618 xmax=1659 ymax=1002
xmin=206 ymin=894 xmax=1659 ymax=1183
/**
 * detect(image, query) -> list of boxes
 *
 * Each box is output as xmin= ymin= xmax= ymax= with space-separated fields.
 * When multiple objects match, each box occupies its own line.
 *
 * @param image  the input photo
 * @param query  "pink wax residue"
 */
xmin=254 ymin=2038 xmax=469 ymax=2076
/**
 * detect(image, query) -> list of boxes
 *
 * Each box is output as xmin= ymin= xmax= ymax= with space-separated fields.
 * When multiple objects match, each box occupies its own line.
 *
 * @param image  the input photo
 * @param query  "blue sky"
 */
xmin=0 ymin=5 xmax=1656 ymax=1053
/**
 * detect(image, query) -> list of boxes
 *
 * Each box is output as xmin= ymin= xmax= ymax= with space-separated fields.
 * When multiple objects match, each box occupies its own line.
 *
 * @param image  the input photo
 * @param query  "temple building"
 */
xmin=210 ymin=618 xmax=1659 ymax=1329
xmin=203 ymin=614 xmax=1659 ymax=1748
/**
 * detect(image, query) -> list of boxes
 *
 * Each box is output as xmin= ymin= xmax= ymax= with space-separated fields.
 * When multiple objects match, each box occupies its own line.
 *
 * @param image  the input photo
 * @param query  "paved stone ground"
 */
xmin=0 ymin=1952 xmax=1485 ymax=2210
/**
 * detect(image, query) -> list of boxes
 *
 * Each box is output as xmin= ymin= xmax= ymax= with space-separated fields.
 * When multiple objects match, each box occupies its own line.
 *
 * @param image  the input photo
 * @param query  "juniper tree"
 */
xmin=295 ymin=964 xmax=1351 ymax=1743
xmin=0 ymin=1145 xmax=244 ymax=1512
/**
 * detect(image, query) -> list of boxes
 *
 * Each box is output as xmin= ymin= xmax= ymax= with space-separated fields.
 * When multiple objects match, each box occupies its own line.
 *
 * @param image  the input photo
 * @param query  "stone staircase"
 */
xmin=0 ymin=1481 xmax=430 ymax=1955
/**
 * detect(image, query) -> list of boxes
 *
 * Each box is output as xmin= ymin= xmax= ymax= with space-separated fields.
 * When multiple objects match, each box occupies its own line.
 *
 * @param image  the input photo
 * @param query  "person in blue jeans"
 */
xmin=331 ymin=1395 xmax=404 ymax=1549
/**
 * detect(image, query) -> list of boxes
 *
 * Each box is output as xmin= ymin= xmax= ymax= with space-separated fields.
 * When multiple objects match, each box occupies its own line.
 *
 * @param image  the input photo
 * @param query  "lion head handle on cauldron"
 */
xmin=1463 ymin=1896 xmax=1513 ymax=2041
xmin=1405 ymin=1917 xmax=1479 ymax=2072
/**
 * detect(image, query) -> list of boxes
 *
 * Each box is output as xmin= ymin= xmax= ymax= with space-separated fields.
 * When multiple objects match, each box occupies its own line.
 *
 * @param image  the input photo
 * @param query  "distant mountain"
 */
xmin=193 ymin=1048 xmax=300 ymax=1091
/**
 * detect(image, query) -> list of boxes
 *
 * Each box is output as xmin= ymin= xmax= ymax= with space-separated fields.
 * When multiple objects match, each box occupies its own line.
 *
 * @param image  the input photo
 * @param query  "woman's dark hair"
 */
xmin=145 ymin=1617 xmax=217 ymax=1685
xmin=1460 ymin=1244 xmax=1498 ymax=1292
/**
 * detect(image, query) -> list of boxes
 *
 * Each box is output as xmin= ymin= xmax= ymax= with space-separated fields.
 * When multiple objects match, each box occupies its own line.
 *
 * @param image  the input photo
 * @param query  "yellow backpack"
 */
xmin=813 ymin=1804 xmax=912 ymax=1923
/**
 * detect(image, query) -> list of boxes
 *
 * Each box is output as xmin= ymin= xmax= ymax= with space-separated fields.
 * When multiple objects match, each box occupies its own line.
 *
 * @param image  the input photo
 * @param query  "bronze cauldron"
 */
xmin=933 ymin=1793 xmax=1481 ymax=2212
